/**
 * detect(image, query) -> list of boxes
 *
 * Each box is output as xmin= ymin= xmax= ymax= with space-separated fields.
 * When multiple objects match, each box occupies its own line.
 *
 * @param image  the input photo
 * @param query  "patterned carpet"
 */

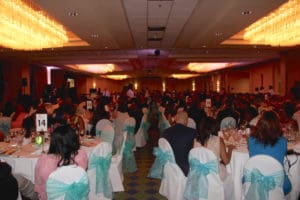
xmin=113 ymin=127 xmax=167 ymax=200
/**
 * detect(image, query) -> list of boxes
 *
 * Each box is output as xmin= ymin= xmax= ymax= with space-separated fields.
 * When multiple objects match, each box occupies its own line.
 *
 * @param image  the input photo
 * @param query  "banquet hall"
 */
xmin=0 ymin=0 xmax=300 ymax=200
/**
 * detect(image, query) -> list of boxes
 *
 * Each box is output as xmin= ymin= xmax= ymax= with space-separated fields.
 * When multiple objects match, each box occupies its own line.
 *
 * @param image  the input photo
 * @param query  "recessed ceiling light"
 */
xmin=242 ymin=11 xmax=252 ymax=15
xmin=91 ymin=33 xmax=99 ymax=38
xmin=215 ymin=32 xmax=223 ymax=37
xmin=202 ymin=45 xmax=206 ymax=48
xmin=68 ymin=11 xmax=79 ymax=17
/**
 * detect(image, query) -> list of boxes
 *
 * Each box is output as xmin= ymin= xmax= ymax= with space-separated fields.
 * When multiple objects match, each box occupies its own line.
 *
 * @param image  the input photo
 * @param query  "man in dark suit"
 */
xmin=162 ymin=110 xmax=197 ymax=176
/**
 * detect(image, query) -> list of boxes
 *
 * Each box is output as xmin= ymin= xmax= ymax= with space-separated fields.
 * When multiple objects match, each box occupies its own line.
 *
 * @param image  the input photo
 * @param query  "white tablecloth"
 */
xmin=228 ymin=150 xmax=300 ymax=200
xmin=0 ymin=139 xmax=99 ymax=183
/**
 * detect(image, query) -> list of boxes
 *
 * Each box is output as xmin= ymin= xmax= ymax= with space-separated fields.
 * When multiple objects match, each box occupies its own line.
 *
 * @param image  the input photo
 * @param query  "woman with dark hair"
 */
xmin=34 ymin=125 xmax=88 ymax=200
xmin=195 ymin=117 xmax=234 ymax=180
xmin=0 ymin=161 xmax=18 ymax=200
xmin=248 ymin=110 xmax=291 ymax=195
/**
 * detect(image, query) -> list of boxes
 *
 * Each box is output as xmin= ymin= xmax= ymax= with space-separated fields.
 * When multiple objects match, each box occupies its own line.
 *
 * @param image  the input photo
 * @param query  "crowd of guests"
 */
xmin=0 ymin=82 xmax=300 ymax=199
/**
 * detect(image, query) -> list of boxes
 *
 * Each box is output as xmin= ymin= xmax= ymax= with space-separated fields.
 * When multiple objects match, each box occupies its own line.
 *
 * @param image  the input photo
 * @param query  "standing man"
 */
xmin=162 ymin=110 xmax=197 ymax=176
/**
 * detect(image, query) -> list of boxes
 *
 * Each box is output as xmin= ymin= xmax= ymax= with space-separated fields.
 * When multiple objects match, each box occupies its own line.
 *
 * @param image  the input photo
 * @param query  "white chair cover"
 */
xmin=242 ymin=155 xmax=284 ymax=200
xmin=135 ymin=108 xmax=150 ymax=148
xmin=123 ymin=117 xmax=136 ymax=145
xmin=100 ymin=124 xmax=115 ymax=145
xmin=96 ymin=119 xmax=113 ymax=136
xmin=158 ymin=138 xmax=187 ymax=200
xmin=0 ymin=116 xmax=11 ymax=136
xmin=88 ymin=142 xmax=113 ymax=200
xmin=109 ymin=132 xmax=127 ymax=192
xmin=220 ymin=117 xmax=236 ymax=130
xmin=187 ymin=117 xmax=197 ymax=129
xmin=184 ymin=147 xmax=224 ymax=200
xmin=46 ymin=165 xmax=89 ymax=200
xmin=113 ymin=112 xmax=130 ymax=154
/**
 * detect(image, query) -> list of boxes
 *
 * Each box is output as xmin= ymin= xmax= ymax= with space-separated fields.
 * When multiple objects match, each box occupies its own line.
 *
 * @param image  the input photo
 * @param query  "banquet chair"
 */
xmin=158 ymin=107 xmax=171 ymax=136
xmin=220 ymin=117 xmax=236 ymax=130
xmin=46 ymin=165 xmax=89 ymax=200
xmin=109 ymin=131 xmax=127 ymax=192
xmin=242 ymin=155 xmax=284 ymax=200
xmin=135 ymin=108 xmax=150 ymax=148
xmin=148 ymin=138 xmax=175 ymax=179
xmin=88 ymin=142 xmax=113 ymax=200
xmin=122 ymin=117 xmax=137 ymax=173
xmin=99 ymin=124 xmax=115 ymax=145
xmin=96 ymin=119 xmax=113 ymax=136
xmin=158 ymin=138 xmax=187 ymax=200
xmin=187 ymin=117 xmax=197 ymax=129
xmin=184 ymin=147 xmax=224 ymax=200
xmin=123 ymin=117 xmax=136 ymax=146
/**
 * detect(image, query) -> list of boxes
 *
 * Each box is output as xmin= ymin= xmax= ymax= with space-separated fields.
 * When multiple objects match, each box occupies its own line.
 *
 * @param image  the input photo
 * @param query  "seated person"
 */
xmin=34 ymin=125 xmax=88 ymax=200
xmin=194 ymin=117 xmax=235 ymax=181
xmin=162 ymin=110 xmax=197 ymax=176
xmin=0 ymin=161 xmax=18 ymax=200
xmin=248 ymin=110 xmax=291 ymax=195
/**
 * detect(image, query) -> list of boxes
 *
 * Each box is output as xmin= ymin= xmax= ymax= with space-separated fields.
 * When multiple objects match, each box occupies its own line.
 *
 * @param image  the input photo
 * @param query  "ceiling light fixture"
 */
xmin=243 ymin=0 xmax=300 ymax=46
xmin=66 ymin=64 xmax=115 ymax=74
xmin=68 ymin=11 xmax=79 ymax=17
xmin=0 ymin=0 xmax=68 ymax=50
xmin=171 ymin=74 xmax=199 ymax=79
xmin=242 ymin=11 xmax=252 ymax=15
xmin=187 ymin=62 xmax=237 ymax=73
xmin=103 ymin=75 xmax=129 ymax=80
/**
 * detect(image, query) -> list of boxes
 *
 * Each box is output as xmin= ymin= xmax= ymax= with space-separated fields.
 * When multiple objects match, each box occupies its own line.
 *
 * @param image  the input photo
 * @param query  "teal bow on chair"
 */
xmin=148 ymin=147 xmax=174 ymax=179
xmin=124 ymin=125 xmax=135 ymax=135
xmin=184 ymin=158 xmax=219 ymax=200
xmin=159 ymin=120 xmax=170 ymax=135
xmin=122 ymin=140 xmax=137 ymax=172
xmin=141 ymin=122 xmax=150 ymax=141
xmin=46 ymin=175 xmax=89 ymax=200
xmin=124 ymin=125 xmax=136 ymax=145
xmin=243 ymin=168 xmax=283 ymax=200
xmin=96 ymin=130 xmax=102 ymax=137
xmin=88 ymin=153 xmax=113 ymax=199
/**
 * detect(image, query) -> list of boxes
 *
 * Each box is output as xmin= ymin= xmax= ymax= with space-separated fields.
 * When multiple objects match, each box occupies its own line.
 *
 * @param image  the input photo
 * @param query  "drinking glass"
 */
xmin=16 ymin=133 xmax=23 ymax=148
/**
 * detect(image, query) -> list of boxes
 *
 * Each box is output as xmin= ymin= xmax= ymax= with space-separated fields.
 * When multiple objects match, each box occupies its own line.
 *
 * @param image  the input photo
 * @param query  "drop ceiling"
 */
xmin=0 ymin=0 xmax=293 ymax=78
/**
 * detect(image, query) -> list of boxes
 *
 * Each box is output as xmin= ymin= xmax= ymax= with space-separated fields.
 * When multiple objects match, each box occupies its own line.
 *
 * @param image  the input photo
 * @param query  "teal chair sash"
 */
xmin=96 ymin=130 xmax=102 ymax=137
xmin=243 ymin=168 xmax=283 ymax=200
xmin=124 ymin=126 xmax=135 ymax=135
xmin=122 ymin=140 xmax=137 ymax=172
xmin=88 ymin=153 xmax=113 ymax=199
xmin=148 ymin=147 xmax=174 ymax=179
xmin=159 ymin=120 xmax=170 ymax=135
xmin=124 ymin=125 xmax=136 ymax=145
xmin=184 ymin=158 xmax=219 ymax=200
xmin=141 ymin=121 xmax=150 ymax=141
xmin=46 ymin=175 xmax=89 ymax=200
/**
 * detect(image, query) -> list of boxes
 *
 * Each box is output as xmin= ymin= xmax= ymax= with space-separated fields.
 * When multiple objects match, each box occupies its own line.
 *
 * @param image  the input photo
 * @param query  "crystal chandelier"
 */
xmin=0 ymin=0 xmax=68 ymax=50
xmin=243 ymin=0 xmax=300 ymax=46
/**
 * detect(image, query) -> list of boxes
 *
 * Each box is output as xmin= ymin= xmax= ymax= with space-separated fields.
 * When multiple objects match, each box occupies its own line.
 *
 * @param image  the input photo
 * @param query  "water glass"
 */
xmin=16 ymin=134 xmax=23 ymax=148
